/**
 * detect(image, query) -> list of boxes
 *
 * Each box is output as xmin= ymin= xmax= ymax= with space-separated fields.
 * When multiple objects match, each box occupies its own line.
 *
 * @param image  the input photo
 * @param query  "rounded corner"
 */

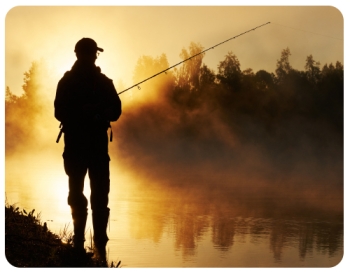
xmin=4 ymin=250 xmax=21 ymax=268
xmin=5 ymin=5 xmax=22 ymax=21
xmin=326 ymin=5 xmax=344 ymax=23
xmin=329 ymin=249 xmax=344 ymax=268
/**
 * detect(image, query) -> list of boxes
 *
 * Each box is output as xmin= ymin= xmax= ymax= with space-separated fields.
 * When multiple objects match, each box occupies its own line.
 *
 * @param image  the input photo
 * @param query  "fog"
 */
xmin=5 ymin=49 xmax=343 ymax=221
xmin=113 ymin=92 xmax=342 ymax=215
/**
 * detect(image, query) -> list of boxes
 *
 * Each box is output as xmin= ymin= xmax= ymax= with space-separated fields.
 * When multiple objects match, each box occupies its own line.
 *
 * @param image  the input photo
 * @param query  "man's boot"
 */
xmin=71 ymin=208 xmax=88 ymax=253
xmin=92 ymin=209 xmax=110 ymax=262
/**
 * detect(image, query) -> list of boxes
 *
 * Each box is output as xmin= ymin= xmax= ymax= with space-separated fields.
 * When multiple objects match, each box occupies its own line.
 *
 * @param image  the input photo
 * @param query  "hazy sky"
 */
xmin=3 ymin=3 xmax=345 ymax=97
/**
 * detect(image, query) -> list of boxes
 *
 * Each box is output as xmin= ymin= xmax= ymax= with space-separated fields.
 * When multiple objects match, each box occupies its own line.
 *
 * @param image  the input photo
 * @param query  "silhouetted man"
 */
xmin=54 ymin=38 xmax=122 ymax=262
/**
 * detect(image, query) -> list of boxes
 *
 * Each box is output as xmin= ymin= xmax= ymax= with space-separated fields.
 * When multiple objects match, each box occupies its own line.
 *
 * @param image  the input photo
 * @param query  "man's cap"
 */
xmin=74 ymin=38 xmax=104 ymax=53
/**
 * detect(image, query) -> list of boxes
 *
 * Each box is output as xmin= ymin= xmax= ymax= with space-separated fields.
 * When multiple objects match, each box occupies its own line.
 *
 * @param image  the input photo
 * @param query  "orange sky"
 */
xmin=1 ymin=3 xmax=348 ymax=272
xmin=3 ymin=4 xmax=344 ymax=97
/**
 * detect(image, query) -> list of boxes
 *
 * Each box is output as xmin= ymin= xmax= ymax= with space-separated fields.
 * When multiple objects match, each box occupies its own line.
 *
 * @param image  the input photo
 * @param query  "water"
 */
xmin=106 ymin=196 xmax=342 ymax=267
xmin=5 ymin=152 xmax=343 ymax=267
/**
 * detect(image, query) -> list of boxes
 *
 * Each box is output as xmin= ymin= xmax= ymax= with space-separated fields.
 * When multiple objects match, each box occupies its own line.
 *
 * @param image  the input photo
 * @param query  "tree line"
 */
xmin=116 ymin=43 xmax=343 ymax=167
xmin=5 ymin=43 xmax=344 ymax=165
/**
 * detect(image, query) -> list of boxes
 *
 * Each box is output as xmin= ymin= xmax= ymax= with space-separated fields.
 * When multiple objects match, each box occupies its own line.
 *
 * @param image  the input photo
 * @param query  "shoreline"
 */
xmin=4 ymin=203 xmax=121 ymax=267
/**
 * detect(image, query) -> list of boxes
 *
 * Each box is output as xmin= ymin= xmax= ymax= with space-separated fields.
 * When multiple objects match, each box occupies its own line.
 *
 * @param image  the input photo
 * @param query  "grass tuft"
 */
xmin=5 ymin=202 xmax=122 ymax=267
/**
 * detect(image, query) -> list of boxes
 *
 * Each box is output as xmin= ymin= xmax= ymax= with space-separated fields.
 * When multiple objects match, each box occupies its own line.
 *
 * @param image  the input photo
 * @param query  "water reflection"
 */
xmin=5 ymin=153 xmax=343 ymax=267
xmin=121 ymin=181 xmax=343 ymax=266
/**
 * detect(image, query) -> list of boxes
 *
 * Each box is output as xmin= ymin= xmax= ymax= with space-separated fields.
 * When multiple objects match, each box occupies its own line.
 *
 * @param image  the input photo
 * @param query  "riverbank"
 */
xmin=5 ymin=203 xmax=120 ymax=267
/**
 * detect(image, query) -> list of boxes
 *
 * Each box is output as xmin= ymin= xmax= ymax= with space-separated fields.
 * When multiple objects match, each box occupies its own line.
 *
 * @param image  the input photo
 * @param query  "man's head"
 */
xmin=74 ymin=38 xmax=104 ymax=64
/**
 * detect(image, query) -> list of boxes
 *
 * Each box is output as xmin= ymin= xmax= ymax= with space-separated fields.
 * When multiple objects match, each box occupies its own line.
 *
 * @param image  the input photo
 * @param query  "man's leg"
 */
xmin=64 ymin=155 xmax=88 ymax=251
xmin=89 ymin=157 xmax=110 ymax=261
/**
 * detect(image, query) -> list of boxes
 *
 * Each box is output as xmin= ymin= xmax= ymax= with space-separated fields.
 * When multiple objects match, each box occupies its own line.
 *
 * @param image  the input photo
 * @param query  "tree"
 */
xmin=199 ymin=64 xmax=216 ymax=89
xmin=241 ymin=68 xmax=255 ymax=92
xmin=320 ymin=61 xmax=343 ymax=86
xmin=275 ymin=48 xmax=292 ymax=83
xmin=318 ymin=61 xmax=343 ymax=133
xmin=132 ymin=53 xmax=175 ymax=101
xmin=5 ymin=87 xmax=18 ymax=104
xmin=304 ymin=55 xmax=321 ymax=84
xmin=5 ymin=61 xmax=52 ymax=154
xmin=255 ymin=70 xmax=274 ymax=91
xmin=216 ymin=51 xmax=241 ymax=92
xmin=133 ymin=53 xmax=170 ymax=83
xmin=174 ymin=42 xmax=205 ymax=92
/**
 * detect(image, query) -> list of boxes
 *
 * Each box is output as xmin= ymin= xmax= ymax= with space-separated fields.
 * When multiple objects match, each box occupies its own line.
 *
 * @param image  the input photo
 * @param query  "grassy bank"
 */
xmin=5 ymin=203 xmax=121 ymax=267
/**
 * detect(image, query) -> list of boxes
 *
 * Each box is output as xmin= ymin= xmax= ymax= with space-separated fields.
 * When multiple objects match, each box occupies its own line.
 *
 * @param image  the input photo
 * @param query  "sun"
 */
xmin=53 ymin=52 xmax=76 ymax=78
xmin=51 ymin=49 xmax=120 ymax=81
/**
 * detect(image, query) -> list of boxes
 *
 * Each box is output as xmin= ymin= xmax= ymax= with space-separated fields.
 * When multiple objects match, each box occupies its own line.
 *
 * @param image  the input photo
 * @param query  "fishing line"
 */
xmin=271 ymin=22 xmax=343 ymax=41
xmin=117 ymin=22 xmax=271 ymax=95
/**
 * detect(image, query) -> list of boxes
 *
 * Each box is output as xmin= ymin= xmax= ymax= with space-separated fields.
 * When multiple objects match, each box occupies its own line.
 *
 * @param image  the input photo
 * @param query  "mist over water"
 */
xmin=112 ymin=81 xmax=343 ymax=218
xmin=5 ymin=48 xmax=343 ymax=266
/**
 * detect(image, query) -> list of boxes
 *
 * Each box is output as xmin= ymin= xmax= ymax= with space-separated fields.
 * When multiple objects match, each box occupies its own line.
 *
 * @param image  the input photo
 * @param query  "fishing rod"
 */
xmin=117 ymin=21 xmax=271 ymax=95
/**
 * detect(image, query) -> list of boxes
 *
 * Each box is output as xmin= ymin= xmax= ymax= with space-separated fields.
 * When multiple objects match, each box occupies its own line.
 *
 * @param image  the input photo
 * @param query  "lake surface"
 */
xmin=5 ymin=152 xmax=343 ymax=267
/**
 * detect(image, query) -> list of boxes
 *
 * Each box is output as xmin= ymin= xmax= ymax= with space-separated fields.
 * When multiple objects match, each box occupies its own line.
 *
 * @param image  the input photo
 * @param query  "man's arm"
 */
xmin=54 ymin=78 xmax=69 ymax=123
xmin=103 ymin=79 xmax=122 ymax=122
xmin=55 ymin=73 xmax=94 ymax=125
